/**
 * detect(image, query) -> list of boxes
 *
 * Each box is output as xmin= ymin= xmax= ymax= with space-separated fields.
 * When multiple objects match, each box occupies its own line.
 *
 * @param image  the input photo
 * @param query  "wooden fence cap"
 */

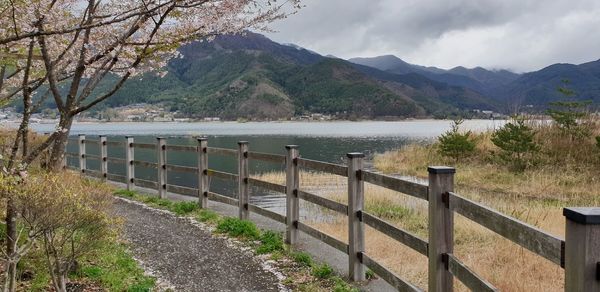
xmin=285 ymin=145 xmax=299 ymax=149
xmin=564 ymin=207 xmax=600 ymax=225
xmin=427 ymin=166 xmax=456 ymax=174
xmin=347 ymin=152 xmax=365 ymax=158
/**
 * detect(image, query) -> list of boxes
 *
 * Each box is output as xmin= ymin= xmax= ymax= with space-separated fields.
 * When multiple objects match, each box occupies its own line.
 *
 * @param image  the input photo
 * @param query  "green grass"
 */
xmin=195 ymin=209 xmax=220 ymax=223
xmin=311 ymin=263 xmax=333 ymax=279
xmin=256 ymin=231 xmax=284 ymax=254
xmin=291 ymin=251 xmax=313 ymax=267
xmin=215 ymin=217 xmax=260 ymax=239
xmin=75 ymin=242 xmax=155 ymax=291
xmin=171 ymin=201 xmax=199 ymax=215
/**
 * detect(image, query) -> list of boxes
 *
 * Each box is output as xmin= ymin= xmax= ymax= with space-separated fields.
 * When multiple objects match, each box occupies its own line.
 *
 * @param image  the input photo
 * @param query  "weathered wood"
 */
xmin=450 ymin=192 xmax=563 ymax=266
xmin=362 ymin=211 xmax=428 ymax=256
xmin=361 ymin=253 xmax=423 ymax=292
xmin=107 ymin=157 xmax=126 ymax=163
xmin=157 ymin=138 xmax=167 ymax=199
xmin=247 ymin=151 xmax=286 ymax=164
xmin=238 ymin=141 xmax=249 ymax=220
xmin=564 ymin=207 xmax=600 ymax=292
xmin=78 ymin=135 xmax=86 ymax=173
xmin=297 ymin=222 xmax=349 ymax=254
xmin=446 ymin=253 xmax=497 ymax=291
xmin=347 ymin=152 xmax=366 ymax=281
xmin=285 ymin=145 xmax=300 ymax=244
xmin=134 ymin=178 xmax=158 ymax=189
xmin=166 ymin=144 xmax=196 ymax=152
xmin=428 ymin=166 xmax=455 ymax=292
xmin=197 ymin=138 xmax=209 ymax=208
xmin=125 ymin=137 xmax=135 ymax=190
xmin=362 ymin=171 xmax=428 ymax=201
xmin=297 ymin=158 xmax=348 ymax=177
xmin=248 ymin=178 xmax=287 ymax=193
xmin=207 ymin=169 xmax=238 ymax=181
xmin=165 ymin=164 xmax=198 ymax=174
xmin=207 ymin=191 xmax=238 ymax=207
xmin=131 ymin=142 xmax=156 ymax=150
xmin=166 ymin=184 xmax=197 ymax=197
xmin=132 ymin=160 xmax=158 ymax=168
xmin=106 ymin=140 xmax=124 ymax=146
xmin=207 ymin=147 xmax=237 ymax=157
xmin=84 ymin=154 xmax=101 ymax=160
xmin=297 ymin=190 xmax=348 ymax=215
xmin=100 ymin=136 xmax=108 ymax=181
xmin=248 ymin=204 xmax=286 ymax=224
xmin=107 ymin=173 xmax=127 ymax=184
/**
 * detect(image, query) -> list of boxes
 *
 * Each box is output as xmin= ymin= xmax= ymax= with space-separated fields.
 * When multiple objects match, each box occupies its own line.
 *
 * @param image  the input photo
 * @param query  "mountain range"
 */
xmin=93 ymin=32 xmax=600 ymax=120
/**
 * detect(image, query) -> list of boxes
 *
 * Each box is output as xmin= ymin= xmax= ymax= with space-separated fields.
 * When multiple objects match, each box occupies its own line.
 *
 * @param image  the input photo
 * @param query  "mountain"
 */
xmin=97 ymin=32 xmax=495 ymax=119
xmin=348 ymin=55 xmax=519 ymax=96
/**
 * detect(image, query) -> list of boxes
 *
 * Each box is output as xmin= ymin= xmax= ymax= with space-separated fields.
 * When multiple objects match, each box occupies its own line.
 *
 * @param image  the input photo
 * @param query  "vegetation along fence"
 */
xmin=64 ymin=134 xmax=600 ymax=292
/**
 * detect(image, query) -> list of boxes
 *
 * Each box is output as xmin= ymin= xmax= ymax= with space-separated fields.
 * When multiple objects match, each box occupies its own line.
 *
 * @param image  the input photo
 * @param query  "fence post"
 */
xmin=197 ymin=137 xmax=209 ymax=208
xmin=78 ymin=134 xmax=86 ymax=173
xmin=99 ymin=135 xmax=108 ymax=181
xmin=157 ymin=137 xmax=167 ymax=199
xmin=126 ymin=137 xmax=134 ymax=191
xmin=347 ymin=152 xmax=365 ymax=282
xmin=428 ymin=166 xmax=455 ymax=292
xmin=285 ymin=145 xmax=300 ymax=245
xmin=238 ymin=141 xmax=249 ymax=220
xmin=563 ymin=208 xmax=600 ymax=292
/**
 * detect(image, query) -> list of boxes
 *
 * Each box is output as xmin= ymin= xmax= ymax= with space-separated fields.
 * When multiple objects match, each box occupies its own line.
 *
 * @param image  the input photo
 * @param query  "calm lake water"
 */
xmin=30 ymin=120 xmax=504 ymax=210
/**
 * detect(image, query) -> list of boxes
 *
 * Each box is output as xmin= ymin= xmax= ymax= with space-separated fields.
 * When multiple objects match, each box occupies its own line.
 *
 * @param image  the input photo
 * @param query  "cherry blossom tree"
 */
xmin=0 ymin=1 xmax=301 ymax=290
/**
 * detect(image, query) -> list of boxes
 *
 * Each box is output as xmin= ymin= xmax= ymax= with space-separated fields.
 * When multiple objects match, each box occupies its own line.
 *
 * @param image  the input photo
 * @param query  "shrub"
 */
xmin=215 ymin=217 xmax=260 ymax=239
xmin=491 ymin=118 xmax=540 ymax=171
xmin=437 ymin=118 xmax=476 ymax=161
xmin=16 ymin=173 xmax=117 ymax=292
xmin=256 ymin=231 xmax=284 ymax=254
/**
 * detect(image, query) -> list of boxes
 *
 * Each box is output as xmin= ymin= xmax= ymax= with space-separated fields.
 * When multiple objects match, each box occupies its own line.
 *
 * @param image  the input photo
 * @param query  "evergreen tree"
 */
xmin=438 ymin=118 xmax=476 ymax=161
xmin=491 ymin=118 xmax=540 ymax=171
xmin=546 ymin=80 xmax=591 ymax=140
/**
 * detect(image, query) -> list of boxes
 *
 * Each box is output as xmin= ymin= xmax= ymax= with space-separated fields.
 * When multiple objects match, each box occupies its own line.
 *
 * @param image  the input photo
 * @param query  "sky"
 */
xmin=265 ymin=0 xmax=600 ymax=73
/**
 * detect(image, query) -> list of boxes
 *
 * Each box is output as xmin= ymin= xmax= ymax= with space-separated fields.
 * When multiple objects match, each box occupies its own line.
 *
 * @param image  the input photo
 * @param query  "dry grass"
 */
xmin=253 ymin=148 xmax=580 ymax=291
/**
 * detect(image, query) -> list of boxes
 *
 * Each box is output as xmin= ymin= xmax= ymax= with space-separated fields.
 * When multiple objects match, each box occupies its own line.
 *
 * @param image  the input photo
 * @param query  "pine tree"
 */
xmin=491 ymin=118 xmax=540 ymax=171
xmin=438 ymin=118 xmax=476 ymax=161
xmin=546 ymin=79 xmax=591 ymax=140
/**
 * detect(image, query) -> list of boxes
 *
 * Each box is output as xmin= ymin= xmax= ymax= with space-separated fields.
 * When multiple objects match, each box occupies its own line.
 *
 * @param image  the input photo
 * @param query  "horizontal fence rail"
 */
xmin=64 ymin=135 xmax=598 ymax=292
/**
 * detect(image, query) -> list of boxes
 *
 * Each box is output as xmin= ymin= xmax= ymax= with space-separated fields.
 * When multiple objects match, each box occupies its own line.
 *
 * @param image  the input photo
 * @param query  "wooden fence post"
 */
xmin=78 ymin=134 xmax=86 ymax=173
xmin=428 ymin=166 xmax=455 ymax=292
xmin=126 ymin=137 xmax=134 ymax=191
xmin=157 ymin=137 xmax=167 ymax=199
xmin=197 ymin=137 xmax=209 ymax=208
xmin=99 ymin=135 xmax=108 ymax=181
xmin=238 ymin=141 xmax=249 ymax=220
xmin=563 ymin=207 xmax=600 ymax=292
xmin=285 ymin=145 xmax=300 ymax=245
xmin=347 ymin=152 xmax=365 ymax=282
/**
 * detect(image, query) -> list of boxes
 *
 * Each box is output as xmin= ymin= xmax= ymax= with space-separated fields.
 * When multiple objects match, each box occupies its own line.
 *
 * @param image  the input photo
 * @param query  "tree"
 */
xmin=491 ymin=117 xmax=540 ymax=171
xmin=546 ymin=79 xmax=591 ymax=141
xmin=0 ymin=1 xmax=302 ymax=290
xmin=438 ymin=118 xmax=476 ymax=161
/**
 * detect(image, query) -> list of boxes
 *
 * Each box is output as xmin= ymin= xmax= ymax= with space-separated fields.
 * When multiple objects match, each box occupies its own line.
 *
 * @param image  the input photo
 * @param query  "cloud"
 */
xmin=266 ymin=0 xmax=600 ymax=72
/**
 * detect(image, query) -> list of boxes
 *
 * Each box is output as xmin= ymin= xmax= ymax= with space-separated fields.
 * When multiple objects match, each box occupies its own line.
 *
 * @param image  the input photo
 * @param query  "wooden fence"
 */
xmin=65 ymin=135 xmax=600 ymax=292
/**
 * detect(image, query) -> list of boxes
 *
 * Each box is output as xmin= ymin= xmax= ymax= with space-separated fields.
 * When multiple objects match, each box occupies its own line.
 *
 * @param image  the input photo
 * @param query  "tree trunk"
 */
xmin=47 ymin=115 xmax=73 ymax=171
xmin=3 ymin=197 xmax=18 ymax=292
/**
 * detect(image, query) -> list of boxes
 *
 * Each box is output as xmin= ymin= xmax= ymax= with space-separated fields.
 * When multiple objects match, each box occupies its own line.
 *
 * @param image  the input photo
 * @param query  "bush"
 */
xmin=215 ymin=217 xmax=260 ymax=239
xmin=491 ymin=118 xmax=540 ymax=171
xmin=437 ymin=118 xmax=476 ymax=161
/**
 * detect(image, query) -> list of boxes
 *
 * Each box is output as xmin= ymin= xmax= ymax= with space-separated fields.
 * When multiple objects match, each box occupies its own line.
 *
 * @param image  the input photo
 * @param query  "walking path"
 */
xmin=112 ymin=198 xmax=282 ymax=292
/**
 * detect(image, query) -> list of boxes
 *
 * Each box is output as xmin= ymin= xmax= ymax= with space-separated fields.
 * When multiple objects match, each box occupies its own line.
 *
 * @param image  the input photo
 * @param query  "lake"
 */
xmin=30 ymin=120 xmax=504 ymax=210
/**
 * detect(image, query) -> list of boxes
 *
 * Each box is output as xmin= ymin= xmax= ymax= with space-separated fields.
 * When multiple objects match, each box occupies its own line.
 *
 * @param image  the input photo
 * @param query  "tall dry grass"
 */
xmin=253 ymin=120 xmax=600 ymax=291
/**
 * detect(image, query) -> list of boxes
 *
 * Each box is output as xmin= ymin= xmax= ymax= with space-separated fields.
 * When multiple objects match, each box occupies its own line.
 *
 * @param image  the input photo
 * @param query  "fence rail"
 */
xmin=65 ymin=135 xmax=600 ymax=292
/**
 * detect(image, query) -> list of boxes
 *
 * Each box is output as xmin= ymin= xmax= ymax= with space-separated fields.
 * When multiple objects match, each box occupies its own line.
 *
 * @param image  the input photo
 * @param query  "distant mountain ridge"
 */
xmin=98 ymin=32 xmax=498 ymax=120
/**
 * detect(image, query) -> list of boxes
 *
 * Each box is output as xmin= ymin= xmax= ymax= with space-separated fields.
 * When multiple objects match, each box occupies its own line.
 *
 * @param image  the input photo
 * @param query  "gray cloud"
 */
xmin=265 ymin=0 xmax=600 ymax=72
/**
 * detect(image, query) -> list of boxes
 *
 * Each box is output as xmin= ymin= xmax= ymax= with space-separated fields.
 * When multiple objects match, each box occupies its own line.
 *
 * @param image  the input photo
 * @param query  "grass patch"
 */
xmin=215 ymin=217 xmax=260 ymax=239
xmin=195 ymin=209 xmax=220 ymax=223
xmin=291 ymin=251 xmax=313 ymax=267
xmin=171 ymin=201 xmax=199 ymax=215
xmin=311 ymin=263 xmax=333 ymax=279
xmin=74 ymin=242 xmax=155 ymax=291
xmin=256 ymin=231 xmax=284 ymax=254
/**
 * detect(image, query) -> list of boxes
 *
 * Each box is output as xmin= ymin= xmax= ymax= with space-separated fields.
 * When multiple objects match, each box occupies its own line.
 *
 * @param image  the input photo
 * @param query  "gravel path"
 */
xmin=112 ymin=198 xmax=282 ymax=292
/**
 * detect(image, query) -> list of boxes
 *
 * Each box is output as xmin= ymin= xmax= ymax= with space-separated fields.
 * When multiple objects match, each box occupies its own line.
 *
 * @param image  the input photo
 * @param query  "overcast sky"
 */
xmin=265 ymin=0 xmax=600 ymax=73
